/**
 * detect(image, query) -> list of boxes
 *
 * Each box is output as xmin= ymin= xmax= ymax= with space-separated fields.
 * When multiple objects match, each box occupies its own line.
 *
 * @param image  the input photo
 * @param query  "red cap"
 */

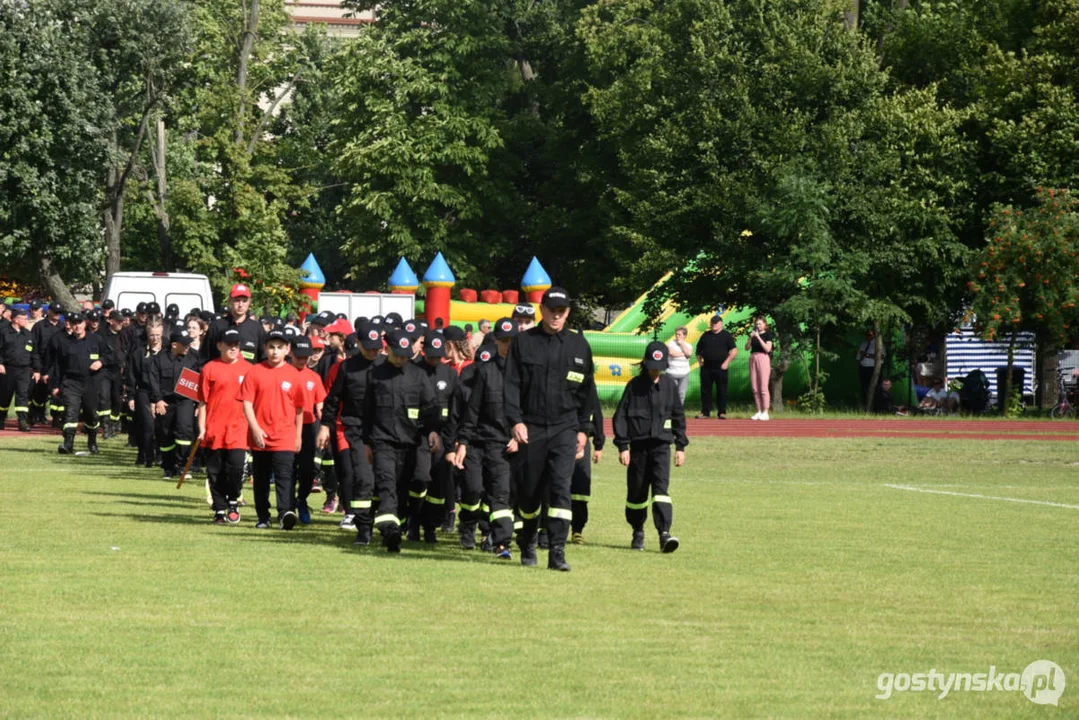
xmin=325 ymin=319 xmax=352 ymax=336
xmin=309 ymin=336 xmax=325 ymax=349
xmin=230 ymin=284 xmax=251 ymax=298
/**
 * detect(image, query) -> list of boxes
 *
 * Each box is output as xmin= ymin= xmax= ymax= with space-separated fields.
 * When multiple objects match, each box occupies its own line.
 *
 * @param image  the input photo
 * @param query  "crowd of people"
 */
xmin=0 ymin=285 xmax=688 ymax=570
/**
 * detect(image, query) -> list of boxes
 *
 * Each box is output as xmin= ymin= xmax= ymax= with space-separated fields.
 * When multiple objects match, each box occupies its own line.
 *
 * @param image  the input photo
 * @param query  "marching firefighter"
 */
xmin=32 ymin=303 xmax=66 ymax=426
xmin=149 ymin=330 xmax=201 ymax=479
xmin=127 ymin=323 xmax=164 ymax=468
xmin=452 ymin=317 xmax=520 ymax=559
xmin=97 ymin=310 xmax=129 ymax=439
xmin=612 ymin=341 xmax=688 ymax=554
xmin=0 ymin=308 xmax=35 ymax=432
xmin=411 ymin=330 xmax=459 ymax=544
xmin=49 ymin=312 xmax=112 ymax=455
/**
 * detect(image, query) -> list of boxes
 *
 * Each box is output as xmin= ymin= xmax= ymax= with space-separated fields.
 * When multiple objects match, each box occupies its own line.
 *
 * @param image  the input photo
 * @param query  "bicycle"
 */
xmin=1048 ymin=369 xmax=1078 ymax=419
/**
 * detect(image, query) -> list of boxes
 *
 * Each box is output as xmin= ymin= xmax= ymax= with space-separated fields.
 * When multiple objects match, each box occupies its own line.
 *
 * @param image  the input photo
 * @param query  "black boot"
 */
xmin=631 ymin=529 xmax=646 ymax=551
xmin=406 ymin=514 xmax=420 ymax=542
xmin=459 ymin=521 xmax=477 ymax=549
xmin=353 ymin=522 xmax=372 ymax=546
xmin=518 ymin=532 xmax=538 ymax=567
xmin=547 ymin=544 xmax=571 ymax=572
xmin=423 ymin=525 xmax=437 ymax=544
xmin=58 ymin=429 xmax=75 ymax=454
xmin=537 ymin=529 xmax=549 ymax=550
xmin=87 ymin=430 xmax=99 ymax=455
xmin=17 ymin=412 xmax=31 ymax=433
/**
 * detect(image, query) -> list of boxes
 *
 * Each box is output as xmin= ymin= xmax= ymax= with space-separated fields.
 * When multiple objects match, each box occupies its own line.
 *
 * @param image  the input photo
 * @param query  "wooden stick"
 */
xmin=175 ymin=439 xmax=202 ymax=489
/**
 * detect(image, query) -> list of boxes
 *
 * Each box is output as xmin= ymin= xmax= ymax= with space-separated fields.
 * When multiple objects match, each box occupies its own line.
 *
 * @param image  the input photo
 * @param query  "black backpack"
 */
xmin=961 ymin=369 xmax=991 ymax=413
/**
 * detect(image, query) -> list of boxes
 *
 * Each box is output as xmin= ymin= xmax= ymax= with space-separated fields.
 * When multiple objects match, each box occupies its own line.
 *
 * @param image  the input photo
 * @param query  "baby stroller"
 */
xmin=960 ymin=369 xmax=991 ymax=414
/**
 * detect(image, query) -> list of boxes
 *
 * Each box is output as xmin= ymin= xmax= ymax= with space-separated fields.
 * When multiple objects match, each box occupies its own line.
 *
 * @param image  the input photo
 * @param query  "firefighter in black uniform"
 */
xmin=149 ymin=330 xmax=201 ymax=479
xmin=126 ymin=323 xmax=164 ymax=467
xmin=318 ymin=321 xmax=384 ymax=545
xmin=612 ymin=341 xmax=688 ymax=554
xmin=570 ymin=381 xmax=605 ymax=545
xmin=503 ymin=288 xmax=595 ymax=572
xmin=0 ymin=308 xmax=35 ymax=432
xmin=50 ymin=312 xmax=111 ymax=455
xmin=453 ymin=318 xmax=520 ymax=559
xmin=32 ymin=303 xmax=65 ymax=426
xmin=360 ymin=329 xmax=440 ymax=553
xmin=202 ymin=284 xmax=265 ymax=363
xmin=97 ymin=310 xmax=129 ymax=439
xmin=409 ymin=330 xmax=459 ymax=544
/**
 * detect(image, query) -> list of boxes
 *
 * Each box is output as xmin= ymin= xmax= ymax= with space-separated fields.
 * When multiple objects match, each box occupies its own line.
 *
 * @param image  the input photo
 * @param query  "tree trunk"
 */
xmin=1004 ymin=335 xmax=1016 ymax=413
xmin=1040 ymin=342 xmax=1059 ymax=409
xmin=149 ymin=118 xmax=172 ymax=270
xmin=844 ymin=0 xmax=860 ymax=31
xmin=866 ymin=320 xmax=883 ymax=411
xmin=770 ymin=357 xmax=788 ymax=413
xmin=236 ymin=0 xmax=261 ymax=146
xmin=36 ymin=252 xmax=80 ymax=310
xmin=104 ymin=131 xmax=123 ymax=280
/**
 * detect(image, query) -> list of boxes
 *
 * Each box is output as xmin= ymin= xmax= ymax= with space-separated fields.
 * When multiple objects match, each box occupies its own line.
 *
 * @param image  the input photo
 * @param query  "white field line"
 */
xmin=884 ymin=484 xmax=1079 ymax=510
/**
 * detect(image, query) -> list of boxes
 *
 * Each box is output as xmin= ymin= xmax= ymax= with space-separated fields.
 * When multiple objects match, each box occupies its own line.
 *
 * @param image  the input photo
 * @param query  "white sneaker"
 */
xmin=759 ymin=411 xmax=770 ymax=421
xmin=750 ymin=412 xmax=761 ymax=421
xmin=339 ymin=514 xmax=357 ymax=531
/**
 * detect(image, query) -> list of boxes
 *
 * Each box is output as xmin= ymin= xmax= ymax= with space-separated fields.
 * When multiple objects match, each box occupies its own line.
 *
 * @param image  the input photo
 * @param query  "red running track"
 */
xmin=3 ymin=419 xmax=1078 ymax=443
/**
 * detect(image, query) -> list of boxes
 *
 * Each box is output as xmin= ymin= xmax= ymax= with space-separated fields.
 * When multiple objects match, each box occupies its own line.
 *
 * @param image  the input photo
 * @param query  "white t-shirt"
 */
xmin=858 ymin=340 xmax=883 ymax=368
xmin=927 ymin=387 xmax=958 ymax=402
xmin=666 ymin=339 xmax=691 ymax=378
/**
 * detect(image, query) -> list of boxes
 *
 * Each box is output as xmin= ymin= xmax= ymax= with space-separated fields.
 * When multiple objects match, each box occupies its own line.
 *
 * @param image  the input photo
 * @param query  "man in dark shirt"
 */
xmin=504 ymin=287 xmax=595 ymax=572
xmin=694 ymin=315 xmax=737 ymax=419
xmin=202 ymin=284 xmax=265 ymax=363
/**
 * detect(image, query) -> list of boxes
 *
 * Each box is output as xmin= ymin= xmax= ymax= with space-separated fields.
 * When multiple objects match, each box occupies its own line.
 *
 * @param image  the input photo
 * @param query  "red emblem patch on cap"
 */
xmin=501 ymin=321 xmax=512 ymax=331
xmin=399 ymin=337 xmax=410 ymax=349
xmin=406 ymin=323 xmax=415 ymax=332
xmin=368 ymin=330 xmax=379 ymax=341
xmin=432 ymin=338 xmax=442 ymax=349
xmin=652 ymin=350 xmax=663 ymax=361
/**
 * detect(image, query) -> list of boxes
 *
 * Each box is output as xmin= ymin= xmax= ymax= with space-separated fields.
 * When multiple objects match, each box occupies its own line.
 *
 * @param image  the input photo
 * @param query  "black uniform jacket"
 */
xmin=362 ymin=360 xmax=440 ymax=447
xmin=612 ymin=373 xmax=689 ymax=452
xmin=504 ymin=326 xmax=594 ymax=433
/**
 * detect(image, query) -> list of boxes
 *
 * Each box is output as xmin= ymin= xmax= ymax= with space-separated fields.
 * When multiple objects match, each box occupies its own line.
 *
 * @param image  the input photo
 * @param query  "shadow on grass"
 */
xmin=84 ymin=490 xmax=192 ymax=504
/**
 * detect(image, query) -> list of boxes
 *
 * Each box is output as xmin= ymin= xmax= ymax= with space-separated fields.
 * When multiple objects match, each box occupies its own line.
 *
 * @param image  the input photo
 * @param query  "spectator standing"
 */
xmin=746 ymin=317 xmax=773 ymax=421
xmin=666 ymin=326 xmax=693 ymax=406
xmin=469 ymin=319 xmax=491 ymax=352
xmin=856 ymin=329 xmax=884 ymax=405
xmin=694 ymin=315 xmax=737 ymax=419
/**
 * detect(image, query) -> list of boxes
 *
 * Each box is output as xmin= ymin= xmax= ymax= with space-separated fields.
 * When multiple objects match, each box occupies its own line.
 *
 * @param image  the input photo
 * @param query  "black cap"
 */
xmin=385 ymin=312 xmax=404 ymax=326
xmin=353 ymin=316 xmax=369 ymax=332
xmin=643 ymin=341 xmax=669 ymax=371
xmin=221 ymin=329 xmax=241 ymax=344
xmin=136 ymin=302 xmax=148 ymax=314
xmin=49 ymin=303 xmax=64 ymax=315
xmin=442 ymin=325 xmax=466 ymax=342
xmin=335 ymin=312 xmax=348 ymax=321
xmin=166 ymin=303 xmax=179 ymax=317
xmin=541 ymin=287 xmax=570 ymax=308
xmin=476 ymin=347 xmax=494 ymax=363
xmin=403 ymin=319 xmax=419 ymax=337
xmin=10 ymin=307 xmax=27 ymax=318
xmin=101 ymin=299 xmax=115 ymax=310
xmin=265 ymin=329 xmax=288 ymax=344
xmin=423 ymin=331 xmax=446 ymax=358
xmin=290 ymin=336 xmax=314 ymax=357
xmin=121 ymin=308 xmax=133 ymax=318
xmin=67 ymin=311 xmax=86 ymax=323
xmin=386 ymin=329 xmax=413 ymax=357
xmin=189 ymin=307 xmax=201 ymax=317
xmin=492 ymin=317 xmax=518 ymax=340
xmin=417 ymin=319 xmax=429 ymax=331
xmin=357 ymin=322 xmax=384 ymax=351
xmin=370 ymin=315 xmax=384 ymax=328
xmin=199 ymin=310 xmax=215 ymax=324
xmin=170 ymin=331 xmax=193 ymax=345
xmin=86 ymin=309 xmax=102 ymax=322
xmin=283 ymin=325 xmax=299 ymax=338
xmin=147 ymin=302 xmax=161 ymax=315
xmin=108 ymin=310 xmax=124 ymax=322
xmin=30 ymin=301 xmax=43 ymax=311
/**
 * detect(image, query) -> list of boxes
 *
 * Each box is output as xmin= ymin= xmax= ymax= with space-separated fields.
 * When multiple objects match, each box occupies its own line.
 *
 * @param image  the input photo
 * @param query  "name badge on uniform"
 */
xmin=25 ymin=344 xmax=33 ymax=352
xmin=407 ymin=408 xmax=419 ymax=419
xmin=441 ymin=407 xmax=449 ymax=417
xmin=566 ymin=371 xmax=584 ymax=383
xmin=89 ymin=354 xmax=99 ymax=360
xmin=663 ymin=419 xmax=672 ymax=430
xmin=242 ymin=351 xmax=255 ymax=360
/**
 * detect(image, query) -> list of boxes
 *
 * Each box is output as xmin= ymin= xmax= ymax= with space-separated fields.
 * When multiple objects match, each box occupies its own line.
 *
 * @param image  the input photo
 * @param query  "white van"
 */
xmin=317 ymin=291 xmax=414 ymax=323
xmin=103 ymin=272 xmax=216 ymax=314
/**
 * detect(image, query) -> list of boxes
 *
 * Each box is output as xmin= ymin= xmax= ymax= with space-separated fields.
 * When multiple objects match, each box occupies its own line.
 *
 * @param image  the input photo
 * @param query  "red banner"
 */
xmin=174 ymin=367 xmax=201 ymax=402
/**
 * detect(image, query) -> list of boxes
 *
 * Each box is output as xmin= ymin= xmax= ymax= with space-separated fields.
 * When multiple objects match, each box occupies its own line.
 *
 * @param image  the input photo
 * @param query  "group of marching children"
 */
xmin=34 ymin=283 xmax=689 ymax=567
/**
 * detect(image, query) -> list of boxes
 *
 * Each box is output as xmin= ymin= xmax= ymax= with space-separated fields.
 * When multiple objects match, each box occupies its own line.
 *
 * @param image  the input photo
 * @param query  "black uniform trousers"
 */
xmin=411 ymin=443 xmax=433 ymax=522
xmin=0 ymin=366 xmax=32 ymax=424
xmin=421 ymin=454 xmax=454 ymax=529
xmin=371 ymin=441 xmax=417 ymax=538
xmin=31 ymin=377 xmax=50 ymax=422
xmin=133 ymin=390 xmax=155 ymax=463
xmin=207 ymin=448 xmax=246 ymax=513
xmin=570 ymin=438 xmax=593 ymax=534
xmin=252 ymin=450 xmax=295 ymax=523
xmin=61 ymin=376 xmax=100 ymax=433
xmin=625 ymin=439 xmax=673 ymax=533
xmin=342 ymin=427 xmax=373 ymax=526
xmin=699 ymin=366 xmax=728 ymax=417
xmin=516 ymin=424 xmax=576 ymax=547
xmin=294 ymin=422 xmax=318 ymax=508
xmin=463 ymin=442 xmax=514 ymax=546
xmin=155 ymin=398 xmax=195 ymax=473
xmin=97 ymin=369 xmax=123 ymax=426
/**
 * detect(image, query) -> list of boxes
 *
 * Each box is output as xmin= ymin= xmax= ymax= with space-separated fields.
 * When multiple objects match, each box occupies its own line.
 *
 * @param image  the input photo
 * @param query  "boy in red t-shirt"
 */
xmin=198 ymin=328 xmax=252 ymax=524
xmin=289 ymin=336 xmax=327 ymax=524
xmin=239 ymin=331 xmax=304 ymax=529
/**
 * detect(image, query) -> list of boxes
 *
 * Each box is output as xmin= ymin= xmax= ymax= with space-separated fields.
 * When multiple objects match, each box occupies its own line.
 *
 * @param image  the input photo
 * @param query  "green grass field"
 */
xmin=1 ymin=433 xmax=1076 ymax=718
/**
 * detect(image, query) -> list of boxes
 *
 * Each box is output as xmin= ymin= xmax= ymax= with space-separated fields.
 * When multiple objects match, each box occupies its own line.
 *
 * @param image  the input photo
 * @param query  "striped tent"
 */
xmin=945 ymin=326 xmax=1036 ymax=401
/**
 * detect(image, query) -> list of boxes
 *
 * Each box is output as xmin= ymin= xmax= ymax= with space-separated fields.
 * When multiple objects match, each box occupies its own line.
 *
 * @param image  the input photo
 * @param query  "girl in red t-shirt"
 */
xmin=198 ymin=330 xmax=252 ymax=524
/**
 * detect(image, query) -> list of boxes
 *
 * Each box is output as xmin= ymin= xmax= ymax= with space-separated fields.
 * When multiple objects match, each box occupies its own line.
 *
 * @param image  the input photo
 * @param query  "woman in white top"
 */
xmin=666 ymin=326 xmax=692 ymax=405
